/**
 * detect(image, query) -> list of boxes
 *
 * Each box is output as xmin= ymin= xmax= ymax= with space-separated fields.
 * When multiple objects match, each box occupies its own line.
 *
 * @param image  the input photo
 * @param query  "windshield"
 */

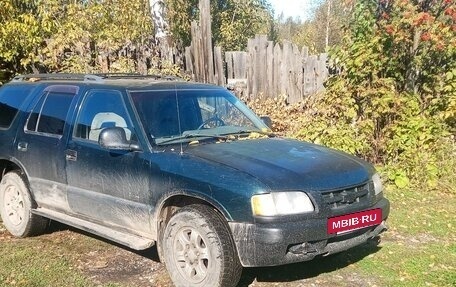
xmin=130 ymin=89 xmax=269 ymax=145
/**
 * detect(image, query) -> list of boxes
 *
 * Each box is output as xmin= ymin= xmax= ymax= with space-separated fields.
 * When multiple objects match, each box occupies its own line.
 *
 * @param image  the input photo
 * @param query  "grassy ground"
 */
xmin=0 ymin=186 xmax=455 ymax=287
xmin=357 ymin=187 xmax=456 ymax=287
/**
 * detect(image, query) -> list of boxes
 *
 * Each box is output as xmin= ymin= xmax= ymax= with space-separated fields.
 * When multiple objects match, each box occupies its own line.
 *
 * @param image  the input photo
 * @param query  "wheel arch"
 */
xmin=0 ymin=159 xmax=49 ymax=237
xmin=0 ymin=158 xmax=37 ymax=206
xmin=154 ymin=191 xmax=233 ymax=237
xmin=0 ymin=158 xmax=27 ymax=181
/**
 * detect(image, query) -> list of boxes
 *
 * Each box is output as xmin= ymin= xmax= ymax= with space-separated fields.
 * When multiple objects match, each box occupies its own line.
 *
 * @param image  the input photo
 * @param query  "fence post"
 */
xmin=214 ymin=47 xmax=225 ymax=86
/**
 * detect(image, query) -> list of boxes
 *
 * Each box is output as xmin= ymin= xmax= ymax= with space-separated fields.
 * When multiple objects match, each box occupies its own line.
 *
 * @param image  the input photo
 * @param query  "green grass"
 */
xmin=350 ymin=186 xmax=456 ymax=287
xmin=385 ymin=188 xmax=456 ymax=238
xmin=0 ymin=227 xmax=121 ymax=287
xmin=357 ymin=241 xmax=456 ymax=287
xmin=0 ymin=238 xmax=92 ymax=287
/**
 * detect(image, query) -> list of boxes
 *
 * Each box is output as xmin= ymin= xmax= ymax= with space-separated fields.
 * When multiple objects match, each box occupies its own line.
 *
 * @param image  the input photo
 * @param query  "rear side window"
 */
xmin=0 ymin=85 xmax=35 ymax=129
xmin=26 ymin=86 xmax=77 ymax=136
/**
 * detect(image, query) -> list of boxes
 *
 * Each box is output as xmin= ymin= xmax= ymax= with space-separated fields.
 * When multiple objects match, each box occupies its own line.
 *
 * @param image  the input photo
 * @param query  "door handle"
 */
xmin=17 ymin=142 xmax=28 ymax=152
xmin=65 ymin=150 xmax=77 ymax=161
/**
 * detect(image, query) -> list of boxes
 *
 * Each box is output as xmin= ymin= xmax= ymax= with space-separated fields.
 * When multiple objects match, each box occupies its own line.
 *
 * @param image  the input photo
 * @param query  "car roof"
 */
xmin=9 ymin=73 xmax=225 ymax=91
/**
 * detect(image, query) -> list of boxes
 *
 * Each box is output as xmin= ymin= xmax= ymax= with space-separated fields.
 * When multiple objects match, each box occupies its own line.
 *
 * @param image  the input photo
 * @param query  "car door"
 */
xmin=14 ymin=85 xmax=78 ymax=212
xmin=65 ymin=89 xmax=153 ymax=235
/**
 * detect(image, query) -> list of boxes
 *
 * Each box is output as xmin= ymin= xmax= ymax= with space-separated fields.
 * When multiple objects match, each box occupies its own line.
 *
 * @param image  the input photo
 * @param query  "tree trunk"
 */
xmin=325 ymin=0 xmax=331 ymax=50
xmin=405 ymin=28 xmax=421 ymax=94
xmin=150 ymin=0 xmax=168 ymax=38
xmin=149 ymin=0 xmax=174 ymax=68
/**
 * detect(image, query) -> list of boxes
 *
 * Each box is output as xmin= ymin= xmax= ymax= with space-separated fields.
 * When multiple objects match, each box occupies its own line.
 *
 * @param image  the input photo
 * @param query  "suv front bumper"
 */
xmin=229 ymin=198 xmax=389 ymax=267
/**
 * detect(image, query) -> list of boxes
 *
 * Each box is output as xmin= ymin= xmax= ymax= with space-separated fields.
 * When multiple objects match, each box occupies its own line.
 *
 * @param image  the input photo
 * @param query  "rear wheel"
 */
xmin=0 ymin=171 xmax=48 ymax=237
xmin=161 ymin=204 xmax=242 ymax=287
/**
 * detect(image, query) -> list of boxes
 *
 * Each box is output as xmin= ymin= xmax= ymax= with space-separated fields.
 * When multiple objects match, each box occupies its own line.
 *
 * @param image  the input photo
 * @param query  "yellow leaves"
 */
xmin=1 ymin=0 xmax=155 ymax=73
xmin=0 ymin=10 xmax=42 ymax=64
xmin=213 ymin=0 xmax=272 ymax=51
xmin=247 ymin=132 xmax=267 ymax=139
xmin=0 ymin=1 xmax=15 ymax=19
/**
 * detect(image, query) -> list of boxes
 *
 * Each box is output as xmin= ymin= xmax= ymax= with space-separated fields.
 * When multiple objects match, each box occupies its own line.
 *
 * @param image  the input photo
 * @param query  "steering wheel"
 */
xmin=197 ymin=116 xmax=225 ymax=130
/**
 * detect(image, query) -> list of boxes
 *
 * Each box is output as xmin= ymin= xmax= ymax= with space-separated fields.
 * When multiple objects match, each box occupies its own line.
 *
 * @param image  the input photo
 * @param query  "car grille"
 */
xmin=322 ymin=182 xmax=373 ymax=209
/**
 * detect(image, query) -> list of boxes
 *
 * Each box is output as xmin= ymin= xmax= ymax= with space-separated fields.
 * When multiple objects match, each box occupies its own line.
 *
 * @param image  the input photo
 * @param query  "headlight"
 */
xmin=372 ymin=173 xmax=383 ymax=196
xmin=251 ymin=192 xmax=314 ymax=216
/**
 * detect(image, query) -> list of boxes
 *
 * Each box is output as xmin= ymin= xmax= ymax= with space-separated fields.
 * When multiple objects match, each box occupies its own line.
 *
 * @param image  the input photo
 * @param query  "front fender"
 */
xmin=154 ymin=188 xmax=233 ymax=222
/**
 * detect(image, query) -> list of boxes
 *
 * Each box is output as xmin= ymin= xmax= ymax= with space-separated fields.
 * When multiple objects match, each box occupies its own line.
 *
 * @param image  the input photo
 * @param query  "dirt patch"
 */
xmin=50 ymin=224 xmax=174 ymax=287
xmin=0 ymin=221 xmax=172 ymax=287
xmin=77 ymin=248 xmax=171 ymax=287
xmin=1 ymin=221 xmax=386 ymax=287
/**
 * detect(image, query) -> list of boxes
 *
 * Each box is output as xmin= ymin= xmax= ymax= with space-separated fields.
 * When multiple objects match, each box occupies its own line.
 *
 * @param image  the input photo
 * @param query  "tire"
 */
xmin=161 ymin=204 xmax=242 ymax=287
xmin=0 ymin=171 xmax=48 ymax=237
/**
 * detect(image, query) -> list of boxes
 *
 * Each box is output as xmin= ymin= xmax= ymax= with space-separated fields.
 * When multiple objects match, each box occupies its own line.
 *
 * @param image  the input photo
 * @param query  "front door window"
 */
xmin=73 ymin=90 xmax=134 ymax=142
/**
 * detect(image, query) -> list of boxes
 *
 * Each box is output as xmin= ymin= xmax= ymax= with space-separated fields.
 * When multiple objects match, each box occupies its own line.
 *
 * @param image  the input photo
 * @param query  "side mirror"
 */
xmin=260 ymin=116 xmax=272 ymax=129
xmin=99 ymin=127 xmax=141 ymax=152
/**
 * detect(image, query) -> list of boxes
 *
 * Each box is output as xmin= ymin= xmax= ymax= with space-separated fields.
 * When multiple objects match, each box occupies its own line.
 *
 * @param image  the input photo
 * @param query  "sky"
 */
xmin=268 ymin=0 xmax=313 ymax=21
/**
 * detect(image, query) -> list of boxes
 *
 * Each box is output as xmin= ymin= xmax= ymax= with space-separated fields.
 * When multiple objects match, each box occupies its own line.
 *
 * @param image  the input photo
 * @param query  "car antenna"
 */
xmin=174 ymin=85 xmax=184 ymax=155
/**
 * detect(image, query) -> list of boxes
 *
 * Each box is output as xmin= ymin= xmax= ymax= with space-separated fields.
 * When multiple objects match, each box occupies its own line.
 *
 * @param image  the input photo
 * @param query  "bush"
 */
xmin=243 ymin=89 xmax=455 ymax=194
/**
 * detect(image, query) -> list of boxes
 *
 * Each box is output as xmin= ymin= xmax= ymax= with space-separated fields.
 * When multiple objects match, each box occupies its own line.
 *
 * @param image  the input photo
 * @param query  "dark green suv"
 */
xmin=0 ymin=74 xmax=389 ymax=287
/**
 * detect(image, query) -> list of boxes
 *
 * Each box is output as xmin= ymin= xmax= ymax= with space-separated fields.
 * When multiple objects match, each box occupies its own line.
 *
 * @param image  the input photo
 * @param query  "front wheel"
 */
xmin=161 ymin=204 xmax=242 ymax=287
xmin=0 ymin=171 xmax=48 ymax=237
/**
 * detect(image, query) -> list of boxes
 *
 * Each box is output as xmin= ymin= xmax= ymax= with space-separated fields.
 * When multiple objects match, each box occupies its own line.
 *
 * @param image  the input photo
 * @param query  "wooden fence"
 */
xmin=184 ymin=0 xmax=328 ymax=103
xmin=246 ymin=35 xmax=327 ymax=103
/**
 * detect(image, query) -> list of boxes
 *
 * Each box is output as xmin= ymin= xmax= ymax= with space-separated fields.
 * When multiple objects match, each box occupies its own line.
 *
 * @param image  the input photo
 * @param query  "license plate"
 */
xmin=327 ymin=209 xmax=382 ymax=234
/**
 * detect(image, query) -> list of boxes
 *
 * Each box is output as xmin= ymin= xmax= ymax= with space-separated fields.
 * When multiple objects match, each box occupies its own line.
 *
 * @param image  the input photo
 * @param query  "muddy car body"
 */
xmin=0 ymin=74 xmax=389 ymax=287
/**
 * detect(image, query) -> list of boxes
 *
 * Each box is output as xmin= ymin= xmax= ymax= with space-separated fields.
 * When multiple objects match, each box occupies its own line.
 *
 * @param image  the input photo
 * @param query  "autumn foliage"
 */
xmin=247 ymin=0 xmax=455 ymax=192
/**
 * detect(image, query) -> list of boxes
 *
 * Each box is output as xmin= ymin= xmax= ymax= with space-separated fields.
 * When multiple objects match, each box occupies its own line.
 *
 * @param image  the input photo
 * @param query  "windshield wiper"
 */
xmin=222 ymin=129 xmax=275 ymax=137
xmin=155 ymin=133 xmax=228 ymax=146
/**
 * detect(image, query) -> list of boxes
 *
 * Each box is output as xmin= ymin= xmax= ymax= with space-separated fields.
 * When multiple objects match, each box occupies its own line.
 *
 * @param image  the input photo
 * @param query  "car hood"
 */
xmin=186 ymin=138 xmax=373 ymax=191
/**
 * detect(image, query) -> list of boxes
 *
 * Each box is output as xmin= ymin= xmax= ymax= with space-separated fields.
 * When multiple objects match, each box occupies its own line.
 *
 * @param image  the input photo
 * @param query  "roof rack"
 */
xmin=12 ymin=74 xmax=104 ymax=83
xmin=11 ymin=73 xmax=183 ymax=83
xmin=94 ymin=73 xmax=183 ymax=81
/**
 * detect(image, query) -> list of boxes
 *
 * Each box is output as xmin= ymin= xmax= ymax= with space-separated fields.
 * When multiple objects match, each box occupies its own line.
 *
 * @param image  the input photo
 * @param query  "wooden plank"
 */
xmin=252 ymin=36 xmax=259 ymax=97
xmin=302 ymin=46 xmax=309 ymax=59
xmin=289 ymin=43 xmax=297 ymax=103
xmin=256 ymin=35 xmax=267 ymax=97
xmin=282 ymin=41 xmax=291 ymax=100
xmin=289 ymin=43 xmax=302 ymax=103
xmin=310 ymin=55 xmax=318 ymax=95
xmin=214 ymin=46 xmax=225 ymax=85
xmin=190 ymin=21 xmax=200 ymax=81
xmin=199 ymin=0 xmax=214 ymax=84
xmin=273 ymin=43 xmax=281 ymax=97
xmin=266 ymin=41 xmax=273 ymax=98
xmin=225 ymin=52 xmax=234 ymax=80
xmin=316 ymin=53 xmax=328 ymax=93
xmin=237 ymin=52 xmax=247 ymax=79
xmin=185 ymin=46 xmax=194 ymax=77
xmin=247 ymin=38 xmax=255 ymax=98
xmin=291 ymin=44 xmax=297 ymax=101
